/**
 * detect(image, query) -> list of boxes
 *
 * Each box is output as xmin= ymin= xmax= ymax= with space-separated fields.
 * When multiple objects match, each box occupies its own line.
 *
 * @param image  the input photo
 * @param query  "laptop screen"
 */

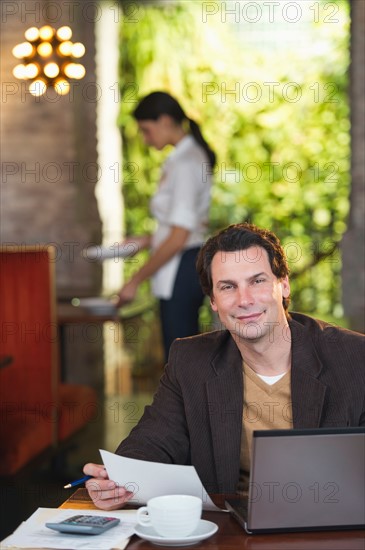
xmin=247 ymin=427 xmax=365 ymax=532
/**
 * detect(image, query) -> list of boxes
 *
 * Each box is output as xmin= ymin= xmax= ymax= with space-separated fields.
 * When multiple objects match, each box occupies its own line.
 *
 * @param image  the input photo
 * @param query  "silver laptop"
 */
xmin=225 ymin=427 xmax=365 ymax=534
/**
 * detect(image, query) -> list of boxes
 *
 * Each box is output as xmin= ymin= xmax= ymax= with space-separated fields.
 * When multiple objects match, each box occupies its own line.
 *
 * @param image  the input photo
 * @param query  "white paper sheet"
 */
xmin=100 ymin=449 xmax=221 ymax=511
xmin=0 ymin=507 xmax=137 ymax=550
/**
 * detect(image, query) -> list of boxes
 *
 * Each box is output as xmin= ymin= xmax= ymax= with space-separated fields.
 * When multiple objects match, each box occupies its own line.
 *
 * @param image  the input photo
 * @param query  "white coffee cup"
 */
xmin=136 ymin=495 xmax=202 ymax=538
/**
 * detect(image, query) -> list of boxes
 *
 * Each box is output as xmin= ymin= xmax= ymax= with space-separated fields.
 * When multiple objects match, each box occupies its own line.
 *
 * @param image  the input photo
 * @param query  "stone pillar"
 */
xmin=1 ymin=1 xmax=105 ymax=390
xmin=0 ymin=0 xmax=102 ymax=298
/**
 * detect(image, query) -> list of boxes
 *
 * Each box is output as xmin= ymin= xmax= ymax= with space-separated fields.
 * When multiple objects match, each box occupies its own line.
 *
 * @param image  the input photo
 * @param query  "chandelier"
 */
xmin=12 ymin=25 xmax=86 ymax=97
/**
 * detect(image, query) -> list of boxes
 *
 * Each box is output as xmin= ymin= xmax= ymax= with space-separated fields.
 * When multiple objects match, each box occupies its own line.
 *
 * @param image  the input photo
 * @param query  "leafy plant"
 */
xmin=118 ymin=0 xmax=350 ymax=327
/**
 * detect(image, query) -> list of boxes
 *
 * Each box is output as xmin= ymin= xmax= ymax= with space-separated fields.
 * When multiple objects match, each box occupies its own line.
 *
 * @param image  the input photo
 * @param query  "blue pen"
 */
xmin=63 ymin=475 xmax=92 ymax=489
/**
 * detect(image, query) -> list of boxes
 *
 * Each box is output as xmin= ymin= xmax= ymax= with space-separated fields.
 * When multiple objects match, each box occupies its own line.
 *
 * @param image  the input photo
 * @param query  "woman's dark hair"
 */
xmin=133 ymin=91 xmax=216 ymax=168
xmin=196 ymin=222 xmax=291 ymax=310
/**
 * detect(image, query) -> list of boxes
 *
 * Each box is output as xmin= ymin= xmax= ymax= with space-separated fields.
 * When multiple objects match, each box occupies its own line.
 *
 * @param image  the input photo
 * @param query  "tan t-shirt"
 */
xmin=237 ymin=362 xmax=293 ymax=494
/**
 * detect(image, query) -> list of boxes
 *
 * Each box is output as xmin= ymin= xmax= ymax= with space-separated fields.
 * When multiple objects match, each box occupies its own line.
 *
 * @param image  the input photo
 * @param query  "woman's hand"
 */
xmin=122 ymin=235 xmax=151 ymax=256
xmin=83 ymin=463 xmax=134 ymax=511
xmin=116 ymin=226 xmax=190 ymax=308
xmin=116 ymin=278 xmax=139 ymax=307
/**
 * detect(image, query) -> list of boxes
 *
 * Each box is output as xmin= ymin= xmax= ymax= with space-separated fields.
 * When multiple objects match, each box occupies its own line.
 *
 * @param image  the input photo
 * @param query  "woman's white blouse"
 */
xmin=150 ymin=135 xmax=212 ymax=299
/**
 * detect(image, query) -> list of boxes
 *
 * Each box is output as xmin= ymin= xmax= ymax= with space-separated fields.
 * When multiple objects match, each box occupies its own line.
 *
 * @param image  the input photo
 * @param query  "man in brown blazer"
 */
xmin=84 ymin=223 xmax=364 ymax=510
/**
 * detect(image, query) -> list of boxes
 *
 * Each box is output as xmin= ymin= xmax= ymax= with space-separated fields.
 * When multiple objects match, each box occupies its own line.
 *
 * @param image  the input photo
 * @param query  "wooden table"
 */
xmin=61 ymin=489 xmax=365 ymax=549
xmin=57 ymin=298 xmax=157 ymax=393
xmin=57 ymin=301 xmax=125 ymax=391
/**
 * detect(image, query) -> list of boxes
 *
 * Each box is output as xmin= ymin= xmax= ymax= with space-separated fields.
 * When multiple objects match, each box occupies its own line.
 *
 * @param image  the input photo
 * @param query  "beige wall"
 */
xmin=1 ymin=0 xmax=102 ymax=298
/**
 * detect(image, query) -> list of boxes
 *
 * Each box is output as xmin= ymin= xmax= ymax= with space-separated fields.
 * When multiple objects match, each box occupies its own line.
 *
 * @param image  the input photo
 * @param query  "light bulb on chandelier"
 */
xmin=12 ymin=25 xmax=86 ymax=96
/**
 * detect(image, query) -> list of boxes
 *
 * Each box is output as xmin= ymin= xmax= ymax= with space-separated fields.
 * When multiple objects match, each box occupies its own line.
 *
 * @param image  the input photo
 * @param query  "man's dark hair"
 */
xmin=197 ymin=222 xmax=291 ymax=310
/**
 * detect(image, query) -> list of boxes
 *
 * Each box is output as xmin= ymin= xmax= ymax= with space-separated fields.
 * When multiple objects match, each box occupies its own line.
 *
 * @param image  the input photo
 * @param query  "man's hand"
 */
xmin=83 ymin=463 xmax=134 ymax=511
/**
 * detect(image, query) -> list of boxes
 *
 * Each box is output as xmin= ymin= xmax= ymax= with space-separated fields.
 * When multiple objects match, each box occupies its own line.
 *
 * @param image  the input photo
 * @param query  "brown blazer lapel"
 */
xmin=206 ymin=337 xmax=243 ymax=493
xmin=290 ymin=318 xmax=328 ymax=428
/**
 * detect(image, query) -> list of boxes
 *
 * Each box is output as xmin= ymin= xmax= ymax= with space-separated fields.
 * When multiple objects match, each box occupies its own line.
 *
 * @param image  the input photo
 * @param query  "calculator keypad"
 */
xmin=67 ymin=515 xmax=116 ymax=525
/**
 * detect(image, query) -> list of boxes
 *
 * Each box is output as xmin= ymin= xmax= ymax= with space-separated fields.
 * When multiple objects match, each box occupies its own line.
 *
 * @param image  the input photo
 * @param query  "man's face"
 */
xmin=210 ymin=246 xmax=290 ymax=343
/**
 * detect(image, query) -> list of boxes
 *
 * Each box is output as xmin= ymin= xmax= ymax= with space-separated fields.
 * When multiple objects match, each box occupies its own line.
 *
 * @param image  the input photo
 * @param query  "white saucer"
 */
xmin=134 ymin=519 xmax=218 ymax=547
xmin=71 ymin=297 xmax=118 ymax=315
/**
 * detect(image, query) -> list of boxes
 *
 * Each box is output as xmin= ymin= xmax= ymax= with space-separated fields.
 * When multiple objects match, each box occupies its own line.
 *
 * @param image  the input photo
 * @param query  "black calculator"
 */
xmin=46 ymin=514 xmax=120 ymax=535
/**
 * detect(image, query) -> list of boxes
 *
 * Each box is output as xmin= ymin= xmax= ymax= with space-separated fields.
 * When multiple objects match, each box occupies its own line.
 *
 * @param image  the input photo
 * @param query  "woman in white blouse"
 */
xmin=117 ymin=91 xmax=216 ymax=360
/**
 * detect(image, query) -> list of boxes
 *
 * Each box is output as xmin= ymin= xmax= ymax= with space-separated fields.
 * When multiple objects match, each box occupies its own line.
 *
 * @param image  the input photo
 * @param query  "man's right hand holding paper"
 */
xmin=83 ymin=463 xmax=134 ymax=510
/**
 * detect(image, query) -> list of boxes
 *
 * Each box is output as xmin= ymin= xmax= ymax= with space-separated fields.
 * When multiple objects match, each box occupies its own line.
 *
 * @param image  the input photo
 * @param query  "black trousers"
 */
xmin=159 ymin=247 xmax=204 ymax=362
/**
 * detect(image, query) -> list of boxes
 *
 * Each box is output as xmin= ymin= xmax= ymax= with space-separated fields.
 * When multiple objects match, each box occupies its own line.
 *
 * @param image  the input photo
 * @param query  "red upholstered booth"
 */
xmin=0 ymin=246 xmax=98 ymax=475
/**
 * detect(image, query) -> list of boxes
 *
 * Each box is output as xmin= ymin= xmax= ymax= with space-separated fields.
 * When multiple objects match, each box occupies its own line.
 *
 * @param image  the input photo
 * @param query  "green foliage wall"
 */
xmin=118 ymin=0 xmax=350 ymax=324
